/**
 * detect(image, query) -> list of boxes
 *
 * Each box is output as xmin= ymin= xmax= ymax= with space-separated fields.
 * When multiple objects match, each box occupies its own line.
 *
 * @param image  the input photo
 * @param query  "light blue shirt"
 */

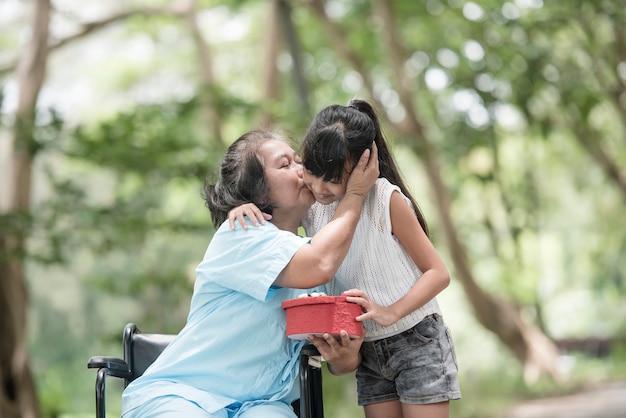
xmin=121 ymin=220 xmax=310 ymax=416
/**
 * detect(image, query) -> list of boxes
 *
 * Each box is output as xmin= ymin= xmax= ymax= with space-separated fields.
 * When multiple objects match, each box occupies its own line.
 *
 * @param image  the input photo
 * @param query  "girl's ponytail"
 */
xmin=347 ymin=99 xmax=430 ymax=237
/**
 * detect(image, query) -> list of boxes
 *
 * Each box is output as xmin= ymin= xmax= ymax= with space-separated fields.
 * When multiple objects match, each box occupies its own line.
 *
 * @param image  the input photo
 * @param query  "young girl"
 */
xmin=231 ymin=100 xmax=461 ymax=418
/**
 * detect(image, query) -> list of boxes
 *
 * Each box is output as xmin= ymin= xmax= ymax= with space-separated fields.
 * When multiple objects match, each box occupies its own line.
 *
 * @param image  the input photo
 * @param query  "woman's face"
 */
xmin=259 ymin=139 xmax=315 ymax=220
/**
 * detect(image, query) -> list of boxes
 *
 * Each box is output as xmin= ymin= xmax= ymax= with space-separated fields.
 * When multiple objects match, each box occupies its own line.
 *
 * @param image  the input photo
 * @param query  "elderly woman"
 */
xmin=121 ymin=130 xmax=378 ymax=418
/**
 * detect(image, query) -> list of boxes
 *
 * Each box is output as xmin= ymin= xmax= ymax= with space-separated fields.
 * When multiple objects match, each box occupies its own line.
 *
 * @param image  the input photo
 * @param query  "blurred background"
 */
xmin=1 ymin=0 xmax=625 ymax=417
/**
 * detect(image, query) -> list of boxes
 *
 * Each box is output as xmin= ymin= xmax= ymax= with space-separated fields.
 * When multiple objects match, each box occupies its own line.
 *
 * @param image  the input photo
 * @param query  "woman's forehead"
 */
xmin=259 ymin=139 xmax=296 ymax=162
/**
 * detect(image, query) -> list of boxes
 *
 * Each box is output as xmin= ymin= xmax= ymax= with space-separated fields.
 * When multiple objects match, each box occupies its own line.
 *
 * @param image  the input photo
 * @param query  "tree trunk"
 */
xmin=372 ymin=0 xmax=562 ymax=383
xmin=0 ymin=1 xmax=52 ymax=417
xmin=183 ymin=0 xmax=224 ymax=145
xmin=258 ymin=0 xmax=282 ymax=128
xmin=306 ymin=0 xmax=563 ymax=383
xmin=277 ymin=0 xmax=311 ymax=119
xmin=304 ymin=0 xmax=375 ymax=94
xmin=259 ymin=0 xmax=312 ymax=127
xmin=571 ymin=121 xmax=626 ymax=201
xmin=185 ymin=0 xmax=216 ymax=88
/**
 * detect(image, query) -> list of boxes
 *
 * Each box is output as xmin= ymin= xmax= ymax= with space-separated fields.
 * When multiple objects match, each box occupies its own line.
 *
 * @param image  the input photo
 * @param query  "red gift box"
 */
xmin=282 ymin=295 xmax=362 ymax=340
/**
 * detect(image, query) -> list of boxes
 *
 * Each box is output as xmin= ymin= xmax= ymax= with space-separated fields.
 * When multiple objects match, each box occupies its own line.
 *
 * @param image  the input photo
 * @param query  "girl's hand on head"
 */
xmin=343 ymin=288 xmax=399 ymax=327
xmin=227 ymin=203 xmax=272 ymax=230
xmin=345 ymin=142 xmax=379 ymax=198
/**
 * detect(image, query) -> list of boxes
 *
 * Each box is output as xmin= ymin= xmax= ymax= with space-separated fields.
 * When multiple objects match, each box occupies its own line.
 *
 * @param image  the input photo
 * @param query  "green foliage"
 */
xmin=30 ymin=295 xmax=95 ymax=416
xmin=2 ymin=0 xmax=624 ymax=416
xmin=48 ymin=97 xmax=218 ymax=318
xmin=0 ymin=211 xmax=33 ymax=240
xmin=19 ymin=100 xmax=215 ymax=272
xmin=68 ymin=97 xmax=213 ymax=177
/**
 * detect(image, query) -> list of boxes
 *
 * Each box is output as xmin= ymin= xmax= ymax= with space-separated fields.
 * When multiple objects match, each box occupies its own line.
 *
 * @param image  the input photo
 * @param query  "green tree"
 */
xmin=1 ymin=1 xmax=625 ymax=416
xmin=1 ymin=1 xmax=50 ymax=416
xmin=0 ymin=1 xmax=242 ymax=415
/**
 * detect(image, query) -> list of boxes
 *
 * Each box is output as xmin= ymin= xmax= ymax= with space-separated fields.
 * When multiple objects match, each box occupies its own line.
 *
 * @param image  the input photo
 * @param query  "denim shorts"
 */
xmin=356 ymin=314 xmax=462 ymax=405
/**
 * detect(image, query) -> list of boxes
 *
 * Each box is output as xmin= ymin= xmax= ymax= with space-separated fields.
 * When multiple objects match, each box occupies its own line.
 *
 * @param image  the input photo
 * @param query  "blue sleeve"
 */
xmin=195 ymin=221 xmax=310 ymax=302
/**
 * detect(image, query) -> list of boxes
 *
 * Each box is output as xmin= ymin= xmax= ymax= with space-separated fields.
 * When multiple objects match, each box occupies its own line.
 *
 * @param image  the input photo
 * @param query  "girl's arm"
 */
xmin=345 ymin=190 xmax=450 ymax=326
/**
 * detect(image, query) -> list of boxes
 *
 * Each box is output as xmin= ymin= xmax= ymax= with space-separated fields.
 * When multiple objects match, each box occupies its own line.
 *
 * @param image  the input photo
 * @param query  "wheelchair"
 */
xmin=88 ymin=323 xmax=324 ymax=418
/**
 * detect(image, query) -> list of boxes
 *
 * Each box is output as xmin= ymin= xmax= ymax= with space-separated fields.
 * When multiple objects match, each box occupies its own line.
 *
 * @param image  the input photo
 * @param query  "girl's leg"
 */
xmin=401 ymin=400 xmax=449 ymax=418
xmin=363 ymin=399 xmax=403 ymax=418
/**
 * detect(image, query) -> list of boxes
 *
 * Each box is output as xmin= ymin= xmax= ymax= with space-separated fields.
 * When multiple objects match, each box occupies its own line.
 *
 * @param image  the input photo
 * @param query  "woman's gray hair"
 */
xmin=203 ymin=130 xmax=284 ymax=228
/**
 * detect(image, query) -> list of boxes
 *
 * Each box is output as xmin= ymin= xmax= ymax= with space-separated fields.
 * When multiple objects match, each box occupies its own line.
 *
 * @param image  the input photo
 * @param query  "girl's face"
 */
xmin=259 ymin=139 xmax=315 ymax=218
xmin=303 ymin=168 xmax=349 ymax=205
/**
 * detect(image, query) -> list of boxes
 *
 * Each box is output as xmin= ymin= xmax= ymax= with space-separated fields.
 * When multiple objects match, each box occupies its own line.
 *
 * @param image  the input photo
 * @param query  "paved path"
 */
xmin=499 ymin=381 xmax=626 ymax=418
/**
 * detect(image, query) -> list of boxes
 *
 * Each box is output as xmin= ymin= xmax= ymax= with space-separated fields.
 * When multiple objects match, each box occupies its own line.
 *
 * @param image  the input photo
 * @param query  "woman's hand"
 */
xmin=343 ymin=288 xmax=399 ymax=327
xmin=227 ymin=203 xmax=272 ymax=230
xmin=307 ymin=328 xmax=364 ymax=376
xmin=344 ymin=142 xmax=379 ymax=199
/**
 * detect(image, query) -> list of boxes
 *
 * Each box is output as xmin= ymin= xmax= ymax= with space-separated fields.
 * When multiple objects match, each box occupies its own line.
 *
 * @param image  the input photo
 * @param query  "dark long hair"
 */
xmin=301 ymin=99 xmax=429 ymax=236
xmin=203 ymin=130 xmax=282 ymax=228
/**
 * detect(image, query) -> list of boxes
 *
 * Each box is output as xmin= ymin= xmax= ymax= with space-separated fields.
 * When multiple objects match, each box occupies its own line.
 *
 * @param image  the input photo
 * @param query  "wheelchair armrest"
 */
xmin=88 ymin=356 xmax=132 ymax=380
xmin=300 ymin=344 xmax=323 ymax=369
xmin=300 ymin=344 xmax=321 ymax=358
xmin=88 ymin=356 xmax=132 ymax=418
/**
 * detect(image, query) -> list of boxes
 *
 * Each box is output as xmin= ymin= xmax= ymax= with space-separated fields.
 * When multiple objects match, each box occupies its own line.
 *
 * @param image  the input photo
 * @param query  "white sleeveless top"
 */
xmin=302 ymin=178 xmax=442 ymax=341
